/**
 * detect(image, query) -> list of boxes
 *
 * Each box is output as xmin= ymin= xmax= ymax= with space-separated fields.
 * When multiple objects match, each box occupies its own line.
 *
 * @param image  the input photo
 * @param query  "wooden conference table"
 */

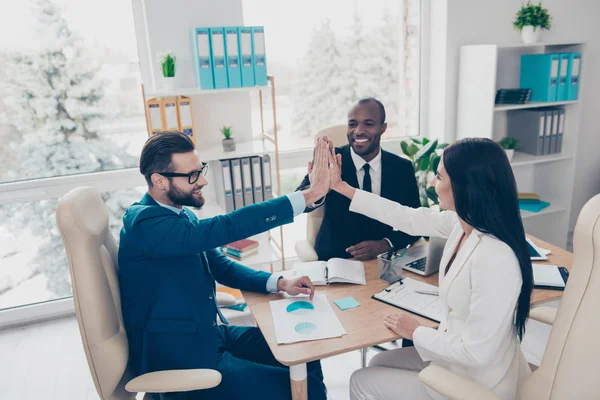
xmin=242 ymin=235 xmax=573 ymax=400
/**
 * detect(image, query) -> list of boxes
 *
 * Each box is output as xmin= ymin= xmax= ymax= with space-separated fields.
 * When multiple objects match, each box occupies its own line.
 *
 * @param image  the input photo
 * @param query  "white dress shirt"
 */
xmin=350 ymin=146 xmax=382 ymax=196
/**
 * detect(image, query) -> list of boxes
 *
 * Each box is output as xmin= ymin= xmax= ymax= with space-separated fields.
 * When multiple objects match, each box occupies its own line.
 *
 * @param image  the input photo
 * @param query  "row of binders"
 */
xmin=214 ymin=155 xmax=273 ymax=213
xmin=146 ymin=96 xmax=196 ymax=143
xmin=520 ymin=52 xmax=581 ymax=102
xmin=191 ymin=26 xmax=267 ymax=90
xmin=508 ymin=107 xmax=565 ymax=155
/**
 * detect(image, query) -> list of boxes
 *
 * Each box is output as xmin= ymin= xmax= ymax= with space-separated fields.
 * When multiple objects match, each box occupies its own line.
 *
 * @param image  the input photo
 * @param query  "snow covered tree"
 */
xmin=291 ymin=20 xmax=351 ymax=137
xmin=0 ymin=0 xmax=138 ymax=297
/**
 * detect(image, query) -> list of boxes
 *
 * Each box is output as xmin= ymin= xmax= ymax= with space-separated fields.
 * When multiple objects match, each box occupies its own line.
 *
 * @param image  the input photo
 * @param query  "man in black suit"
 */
xmin=296 ymin=97 xmax=421 ymax=261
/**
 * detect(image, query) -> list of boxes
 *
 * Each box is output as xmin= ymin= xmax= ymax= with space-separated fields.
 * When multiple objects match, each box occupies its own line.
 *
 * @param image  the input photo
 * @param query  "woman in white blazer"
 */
xmin=326 ymin=138 xmax=533 ymax=400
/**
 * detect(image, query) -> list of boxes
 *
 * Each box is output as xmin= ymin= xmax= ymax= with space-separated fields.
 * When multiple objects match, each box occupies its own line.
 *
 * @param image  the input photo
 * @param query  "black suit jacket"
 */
xmin=296 ymin=145 xmax=421 ymax=261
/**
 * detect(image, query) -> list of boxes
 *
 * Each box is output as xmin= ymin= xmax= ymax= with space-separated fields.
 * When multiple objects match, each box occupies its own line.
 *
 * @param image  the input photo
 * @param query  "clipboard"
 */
xmin=371 ymin=278 xmax=444 ymax=323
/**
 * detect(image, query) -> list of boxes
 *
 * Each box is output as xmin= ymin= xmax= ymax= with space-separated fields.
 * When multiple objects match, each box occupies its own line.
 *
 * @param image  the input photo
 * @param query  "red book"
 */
xmin=226 ymin=238 xmax=259 ymax=252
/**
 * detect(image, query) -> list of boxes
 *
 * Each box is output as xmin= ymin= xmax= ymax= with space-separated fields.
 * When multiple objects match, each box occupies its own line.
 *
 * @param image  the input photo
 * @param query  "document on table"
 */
xmin=269 ymin=293 xmax=346 ymax=344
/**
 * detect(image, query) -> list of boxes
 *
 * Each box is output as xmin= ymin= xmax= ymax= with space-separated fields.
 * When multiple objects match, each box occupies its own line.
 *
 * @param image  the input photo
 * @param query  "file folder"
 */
xmin=520 ymin=54 xmax=560 ymax=102
xmin=239 ymin=27 xmax=255 ymax=87
xmin=146 ymin=98 xmax=163 ymax=135
xmin=548 ymin=109 xmax=559 ymax=154
xmin=161 ymin=97 xmax=179 ymax=131
xmin=543 ymin=109 xmax=553 ymax=155
xmin=224 ymin=26 xmax=242 ymax=88
xmin=261 ymin=155 xmax=273 ymax=200
xmin=557 ymin=54 xmax=569 ymax=101
xmin=176 ymin=96 xmax=196 ymax=144
xmin=251 ymin=156 xmax=264 ymax=203
xmin=215 ymin=160 xmax=235 ymax=213
xmin=191 ymin=28 xmax=215 ymax=89
xmin=566 ymin=53 xmax=581 ymax=101
xmin=209 ymin=27 xmax=228 ymax=89
xmin=556 ymin=108 xmax=565 ymax=153
xmin=241 ymin=157 xmax=254 ymax=205
xmin=251 ymin=26 xmax=268 ymax=86
xmin=507 ymin=109 xmax=546 ymax=155
xmin=230 ymin=159 xmax=244 ymax=209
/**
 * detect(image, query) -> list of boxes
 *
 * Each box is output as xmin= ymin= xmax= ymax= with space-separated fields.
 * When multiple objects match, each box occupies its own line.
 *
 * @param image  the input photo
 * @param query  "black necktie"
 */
xmin=362 ymin=164 xmax=372 ymax=193
xmin=180 ymin=210 xmax=229 ymax=325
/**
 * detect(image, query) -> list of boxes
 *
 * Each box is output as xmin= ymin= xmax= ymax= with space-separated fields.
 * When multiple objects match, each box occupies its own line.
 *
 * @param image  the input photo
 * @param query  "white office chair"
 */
xmin=418 ymin=193 xmax=600 ymax=400
xmin=56 ymin=187 xmax=235 ymax=399
xmin=295 ymin=124 xmax=348 ymax=262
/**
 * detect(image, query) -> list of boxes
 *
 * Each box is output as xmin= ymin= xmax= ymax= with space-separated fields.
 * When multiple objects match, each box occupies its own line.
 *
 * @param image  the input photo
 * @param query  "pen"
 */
xmin=385 ymin=246 xmax=394 ymax=261
xmin=415 ymin=289 xmax=439 ymax=296
xmin=398 ymin=244 xmax=411 ymax=258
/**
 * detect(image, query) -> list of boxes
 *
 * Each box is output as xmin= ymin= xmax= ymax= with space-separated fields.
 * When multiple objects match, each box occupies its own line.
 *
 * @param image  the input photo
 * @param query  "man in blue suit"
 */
xmin=119 ymin=132 xmax=331 ymax=399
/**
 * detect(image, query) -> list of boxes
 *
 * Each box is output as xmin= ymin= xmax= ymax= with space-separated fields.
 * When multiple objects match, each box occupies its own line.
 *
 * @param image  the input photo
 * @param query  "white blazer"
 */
xmin=350 ymin=189 xmax=531 ymax=400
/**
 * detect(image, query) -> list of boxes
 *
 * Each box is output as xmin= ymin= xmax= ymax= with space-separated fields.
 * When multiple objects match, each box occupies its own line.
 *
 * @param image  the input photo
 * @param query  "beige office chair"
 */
xmin=56 ymin=187 xmax=235 ymax=399
xmin=418 ymin=193 xmax=600 ymax=400
xmin=295 ymin=124 xmax=348 ymax=262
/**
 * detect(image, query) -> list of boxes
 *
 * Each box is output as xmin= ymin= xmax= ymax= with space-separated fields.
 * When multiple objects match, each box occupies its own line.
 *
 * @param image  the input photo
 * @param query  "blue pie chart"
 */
xmin=286 ymin=301 xmax=314 ymax=315
xmin=295 ymin=322 xmax=317 ymax=335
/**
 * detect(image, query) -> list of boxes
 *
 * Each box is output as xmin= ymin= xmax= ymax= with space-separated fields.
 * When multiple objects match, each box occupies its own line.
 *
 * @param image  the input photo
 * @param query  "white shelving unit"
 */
xmin=132 ymin=0 xmax=286 ymax=270
xmin=456 ymin=42 xmax=585 ymax=247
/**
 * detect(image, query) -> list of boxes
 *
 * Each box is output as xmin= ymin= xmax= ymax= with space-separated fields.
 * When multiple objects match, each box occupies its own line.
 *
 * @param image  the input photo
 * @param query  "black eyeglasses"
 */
xmin=157 ymin=162 xmax=208 ymax=184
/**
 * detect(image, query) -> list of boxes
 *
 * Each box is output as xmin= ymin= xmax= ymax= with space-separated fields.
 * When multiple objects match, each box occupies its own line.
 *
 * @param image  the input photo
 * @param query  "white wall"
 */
xmin=440 ymin=0 xmax=600 ymax=231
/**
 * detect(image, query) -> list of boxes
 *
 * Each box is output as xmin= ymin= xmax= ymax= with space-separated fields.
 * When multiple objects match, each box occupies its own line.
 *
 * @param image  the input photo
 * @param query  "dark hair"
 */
xmin=139 ymin=131 xmax=195 ymax=186
xmin=443 ymin=137 xmax=533 ymax=341
xmin=357 ymin=97 xmax=386 ymax=124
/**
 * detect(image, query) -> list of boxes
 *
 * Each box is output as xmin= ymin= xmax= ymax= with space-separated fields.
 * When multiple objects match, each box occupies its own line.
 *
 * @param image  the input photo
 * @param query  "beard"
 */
xmin=167 ymin=184 xmax=205 ymax=208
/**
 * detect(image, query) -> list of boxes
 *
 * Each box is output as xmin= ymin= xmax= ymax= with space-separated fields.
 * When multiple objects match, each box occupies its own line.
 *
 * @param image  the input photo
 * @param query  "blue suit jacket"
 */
xmin=118 ymin=193 xmax=294 ymax=376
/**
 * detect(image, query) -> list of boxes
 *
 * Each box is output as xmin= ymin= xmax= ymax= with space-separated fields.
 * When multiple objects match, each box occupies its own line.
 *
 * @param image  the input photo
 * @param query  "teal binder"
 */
xmin=251 ymin=26 xmax=268 ymax=86
xmin=519 ymin=200 xmax=550 ymax=213
xmin=191 ymin=27 xmax=214 ymax=89
xmin=239 ymin=27 xmax=255 ymax=87
xmin=224 ymin=26 xmax=242 ymax=88
xmin=557 ymin=54 xmax=570 ymax=101
xmin=209 ymin=27 xmax=228 ymax=89
xmin=566 ymin=53 xmax=581 ymax=101
xmin=520 ymin=54 xmax=560 ymax=102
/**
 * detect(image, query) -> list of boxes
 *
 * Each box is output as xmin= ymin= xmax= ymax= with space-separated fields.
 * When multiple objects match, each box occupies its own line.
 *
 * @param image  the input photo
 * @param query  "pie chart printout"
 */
xmin=286 ymin=300 xmax=314 ymax=315
xmin=294 ymin=321 xmax=317 ymax=335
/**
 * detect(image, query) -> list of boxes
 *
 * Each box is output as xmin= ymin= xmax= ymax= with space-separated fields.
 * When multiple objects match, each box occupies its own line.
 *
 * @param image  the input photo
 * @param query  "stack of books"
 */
xmin=220 ymin=238 xmax=259 ymax=260
xmin=518 ymin=192 xmax=550 ymax=213
xmin=495 ymin=88 xmax=532 ymax=105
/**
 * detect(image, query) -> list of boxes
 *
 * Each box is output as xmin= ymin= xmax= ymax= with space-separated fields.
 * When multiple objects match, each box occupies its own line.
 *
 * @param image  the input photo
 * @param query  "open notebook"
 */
xmin=533 ymin=264 xmax=569 ymax=290
xmin=372 ymin=277 xmax=444 ymax=323
xmin=289 ymin=258 xmax=366 ymax=286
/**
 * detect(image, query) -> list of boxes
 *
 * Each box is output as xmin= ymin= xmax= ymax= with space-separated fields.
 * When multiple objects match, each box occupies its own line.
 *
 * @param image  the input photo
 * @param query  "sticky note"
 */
xmin=334 ymin=297 xmax=360 ymax=310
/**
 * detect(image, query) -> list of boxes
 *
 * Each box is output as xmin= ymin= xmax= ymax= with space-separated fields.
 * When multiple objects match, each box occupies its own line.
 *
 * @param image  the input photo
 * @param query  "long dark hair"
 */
xmin=443 ymin=138 xmax=533 ymax=341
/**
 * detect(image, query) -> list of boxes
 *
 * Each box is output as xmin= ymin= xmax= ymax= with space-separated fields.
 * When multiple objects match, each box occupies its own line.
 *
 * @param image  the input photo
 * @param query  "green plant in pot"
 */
xmin=158 ymin=51 xmax=177 ymax=90
xmin=221 ymin=126 xmax=236 ymax=152
xmin=401 ymin=138 xmax=448 ymax=208
xmin=498 ymin=136 xmax=519 ymax=162
xmin=513 ymin=1 xmax=551 ymax=44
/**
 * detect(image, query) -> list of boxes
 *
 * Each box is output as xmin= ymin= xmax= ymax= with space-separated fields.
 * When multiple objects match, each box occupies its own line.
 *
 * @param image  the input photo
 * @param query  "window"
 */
xmin=244 ymin=0 xmax=422 ymax=151
xmin=0 ymin=0 xmax=146 ymax=313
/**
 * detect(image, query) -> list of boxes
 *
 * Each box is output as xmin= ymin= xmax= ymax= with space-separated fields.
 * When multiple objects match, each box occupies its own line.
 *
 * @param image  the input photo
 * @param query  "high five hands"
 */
xmin=307 ymin=136 xmax=343 ymax=194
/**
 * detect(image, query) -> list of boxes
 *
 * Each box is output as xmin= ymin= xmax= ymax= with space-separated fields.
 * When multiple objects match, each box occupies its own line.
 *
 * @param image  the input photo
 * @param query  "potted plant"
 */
xmin=221 ymin=126 xmax=236 ymax=152
xmin=512 ymin=1 xmax=551 ymax=44
xmin=400 ymin=138 xmax=448 ymax=208
xmin=158 ymin=51 xmax=177 ymax=90
xmin=498 ymin=136 xmax=519 ymax=161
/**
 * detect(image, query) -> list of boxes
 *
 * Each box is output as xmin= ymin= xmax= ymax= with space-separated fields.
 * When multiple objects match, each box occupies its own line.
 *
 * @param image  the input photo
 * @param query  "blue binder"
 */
xmin=251 ymin=26 xmax=268 ymax=86
xmin=556 ymin=54 xmax=570 ymax=101
xmin=191 ymin=27 xmax=214 ymax=89
xmin=520 ymin=53 xmax=560 ymax=102
xmin=566 ymin=53 xmax=581 ymax=101
xmin=224 ymin=26 xmax=242 ymax=88
xmin=209 ymin=27 xmax=228 ymax=89
xmin=238 ymin=27 xmax=255 ymax=87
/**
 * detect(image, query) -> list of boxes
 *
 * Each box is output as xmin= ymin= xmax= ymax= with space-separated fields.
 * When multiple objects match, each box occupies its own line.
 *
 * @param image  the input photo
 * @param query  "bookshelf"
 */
xmin=132 ymin=0 xmax=286 ymax=270
xmin=456 ymin=42 xmax=585 ymax=247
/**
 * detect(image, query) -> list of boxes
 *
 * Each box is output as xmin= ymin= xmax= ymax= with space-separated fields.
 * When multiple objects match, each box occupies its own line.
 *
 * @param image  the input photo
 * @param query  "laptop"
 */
xmin=399 ymin=238 xmax=445 ymax=276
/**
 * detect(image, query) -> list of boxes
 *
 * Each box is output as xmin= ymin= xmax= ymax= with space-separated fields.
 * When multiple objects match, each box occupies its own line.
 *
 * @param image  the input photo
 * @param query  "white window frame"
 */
xmin=0 ymin=0 xmax=433 ymax=329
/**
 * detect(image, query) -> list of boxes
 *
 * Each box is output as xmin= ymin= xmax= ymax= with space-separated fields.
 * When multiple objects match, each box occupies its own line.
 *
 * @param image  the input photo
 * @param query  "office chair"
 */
xmin=418 ymin=193 xmax=600 ymax=400
xmin=294 ymin=124 xmax=348 ymax=262
xmin=56 ymin=187 xmax=234 ymax=399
